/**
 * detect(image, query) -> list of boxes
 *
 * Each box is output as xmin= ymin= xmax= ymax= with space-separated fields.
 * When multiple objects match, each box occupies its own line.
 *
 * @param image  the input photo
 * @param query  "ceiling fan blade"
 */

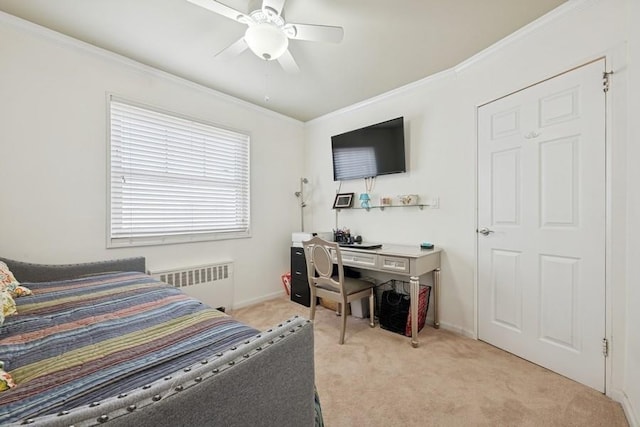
xmin=186 ymin=0 xmax=251 ymax=24
xmin=277 ymin=50 xmax=300 ymax=73
xmin=215 ymin=37 xmax=249 ymax=60
xmin=286 ymin=23 xmax=344 ymax=43
xmin=261 ymin=0 xmax=286 ymax=16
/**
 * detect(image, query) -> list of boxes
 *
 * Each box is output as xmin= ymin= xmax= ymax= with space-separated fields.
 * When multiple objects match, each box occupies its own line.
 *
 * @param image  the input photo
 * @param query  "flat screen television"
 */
xmin=331 ymin=116 xmax=406 ymax=181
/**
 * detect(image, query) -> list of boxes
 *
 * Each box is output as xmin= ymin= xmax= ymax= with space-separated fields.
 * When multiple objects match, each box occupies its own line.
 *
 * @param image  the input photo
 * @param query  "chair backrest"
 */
xmin=302 ymin=236 xmax=345 ymax=295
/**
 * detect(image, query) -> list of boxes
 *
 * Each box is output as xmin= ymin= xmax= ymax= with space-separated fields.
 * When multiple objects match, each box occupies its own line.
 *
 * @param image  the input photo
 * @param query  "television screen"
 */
xmin=331 ymin=117 xmax=406 ymax=181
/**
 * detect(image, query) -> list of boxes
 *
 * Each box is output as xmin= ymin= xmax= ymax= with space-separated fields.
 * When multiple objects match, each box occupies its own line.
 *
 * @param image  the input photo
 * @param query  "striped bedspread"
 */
xmin=0 ymin=272 xmax=258 ymax=424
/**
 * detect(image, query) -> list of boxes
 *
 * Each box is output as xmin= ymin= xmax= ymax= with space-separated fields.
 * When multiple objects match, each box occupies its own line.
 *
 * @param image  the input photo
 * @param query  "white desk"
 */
xmin=336 ymin=244 xmax=442 ymax=347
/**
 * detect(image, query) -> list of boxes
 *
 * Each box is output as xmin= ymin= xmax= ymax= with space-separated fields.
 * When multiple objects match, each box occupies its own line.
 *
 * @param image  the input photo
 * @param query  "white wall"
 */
xmin=0 ymin=13 xmax=305 ymax=309
xmin=624 ymin=0 xmax=640 ymax=423
xmin=305 ymin=74 xmax=476 ymax=334
xmin=304 ymin=0 xmax=635 ymax=412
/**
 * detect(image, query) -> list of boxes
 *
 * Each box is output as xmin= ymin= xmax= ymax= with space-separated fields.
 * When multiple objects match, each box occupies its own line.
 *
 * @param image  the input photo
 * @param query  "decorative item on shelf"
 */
xmin=379 ymin=197 xmax=392 ymax=206
xmin=333 ymin=192 xmax=354 ymax=209
xmin=398 ymin=194 xmax=419 ymax=206
xmin=359 ymin=193 xmax=371 ymax=209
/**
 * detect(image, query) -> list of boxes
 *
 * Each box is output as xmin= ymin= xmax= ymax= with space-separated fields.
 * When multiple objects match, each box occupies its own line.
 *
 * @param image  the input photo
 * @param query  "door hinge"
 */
xmin=603 ymin=71 xmax=614 ymax=93
xmin=602 ymin=338 xmax=609 ymax=358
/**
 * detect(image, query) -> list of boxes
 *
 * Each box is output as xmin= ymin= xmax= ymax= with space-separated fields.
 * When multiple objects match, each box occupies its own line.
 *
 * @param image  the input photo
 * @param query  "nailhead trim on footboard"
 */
xmin=18 ymin=316 xmax=312 ymax=427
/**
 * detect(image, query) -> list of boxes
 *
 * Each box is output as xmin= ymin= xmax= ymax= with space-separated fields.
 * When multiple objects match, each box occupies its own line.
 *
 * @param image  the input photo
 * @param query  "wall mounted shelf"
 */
xmin=340 ymin=204 xmax=430 ymax=212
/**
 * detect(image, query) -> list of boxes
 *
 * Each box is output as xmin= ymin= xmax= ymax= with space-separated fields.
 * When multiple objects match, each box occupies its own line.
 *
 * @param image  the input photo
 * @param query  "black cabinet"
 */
xmin=290 ymin=247 xmax=311 ymax=307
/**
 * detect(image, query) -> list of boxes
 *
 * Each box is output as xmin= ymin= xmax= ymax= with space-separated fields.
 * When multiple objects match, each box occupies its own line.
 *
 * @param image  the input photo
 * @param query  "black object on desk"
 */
xmin=338 ymin=242 xmax=382 ymax=250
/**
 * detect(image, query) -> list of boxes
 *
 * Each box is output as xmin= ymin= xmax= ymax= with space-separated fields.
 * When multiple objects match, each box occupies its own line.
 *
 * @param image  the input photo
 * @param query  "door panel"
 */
xmin=491 ymin=249 xmax=523 ymax=332
xmin=539 ymin=254 xmax=580 ymax=351
xmin=492 ymin=148 xmax=521 ymax=225
xmin=539 ymin=137 xmax=579 ymax=227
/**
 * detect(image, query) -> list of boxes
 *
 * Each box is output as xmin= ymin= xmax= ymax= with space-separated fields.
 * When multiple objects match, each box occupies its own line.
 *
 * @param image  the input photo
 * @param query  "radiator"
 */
xmin=149 ymin=261 xmax=234 ymax=310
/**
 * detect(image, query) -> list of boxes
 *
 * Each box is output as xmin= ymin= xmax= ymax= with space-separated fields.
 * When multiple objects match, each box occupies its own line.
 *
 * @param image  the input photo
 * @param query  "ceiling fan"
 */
xmin=187 ymin=0 xmax=344 ymax=73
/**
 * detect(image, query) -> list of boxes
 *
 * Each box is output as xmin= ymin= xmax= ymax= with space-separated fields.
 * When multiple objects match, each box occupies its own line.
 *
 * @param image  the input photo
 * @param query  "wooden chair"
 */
xmin=303 ymin=236 xmax=375 ymax=344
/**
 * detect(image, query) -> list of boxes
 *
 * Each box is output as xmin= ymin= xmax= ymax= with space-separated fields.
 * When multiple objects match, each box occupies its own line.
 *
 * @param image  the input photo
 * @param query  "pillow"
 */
xmin=1 ymin=290 xmax=17 ymax=326
xmin=0 ymin=261 xmax=32 ymax=297
xmin=0 ymin=261 xmax=19 ymax=293
xmin=12 ymin=285 xmax=32 ymax=297
xmin=0 ymin=361 xmax=16 ymax=392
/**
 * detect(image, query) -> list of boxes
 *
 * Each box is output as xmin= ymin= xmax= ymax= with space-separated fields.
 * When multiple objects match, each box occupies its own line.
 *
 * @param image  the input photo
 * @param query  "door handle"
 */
xmin=477 ymin=227 xmax=495 ymax=236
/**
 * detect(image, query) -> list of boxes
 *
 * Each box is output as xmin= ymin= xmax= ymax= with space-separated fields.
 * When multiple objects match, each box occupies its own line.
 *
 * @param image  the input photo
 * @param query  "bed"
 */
xmin=0 ymin=256 xmax=317 ymax=426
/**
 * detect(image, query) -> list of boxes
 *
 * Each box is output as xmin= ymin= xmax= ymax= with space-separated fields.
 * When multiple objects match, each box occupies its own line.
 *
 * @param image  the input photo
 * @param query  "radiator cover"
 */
xmin=149 ymin=261 xmax=234 ymax=310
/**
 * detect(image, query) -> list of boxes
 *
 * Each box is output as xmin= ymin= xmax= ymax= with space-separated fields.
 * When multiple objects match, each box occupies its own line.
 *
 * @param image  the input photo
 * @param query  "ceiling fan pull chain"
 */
xmin=263 ymin=60 xmax=271 ymax=102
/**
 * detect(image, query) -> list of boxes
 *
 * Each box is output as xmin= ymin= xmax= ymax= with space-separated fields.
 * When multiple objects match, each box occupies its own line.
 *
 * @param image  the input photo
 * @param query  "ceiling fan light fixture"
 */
xmin=244 ymin=23 xmax=289 ymax=61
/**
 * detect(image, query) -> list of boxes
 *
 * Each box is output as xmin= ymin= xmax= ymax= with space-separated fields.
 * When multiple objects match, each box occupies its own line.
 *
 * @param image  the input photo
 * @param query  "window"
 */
xmin=108 ymin=97 xmax=250 ymax=247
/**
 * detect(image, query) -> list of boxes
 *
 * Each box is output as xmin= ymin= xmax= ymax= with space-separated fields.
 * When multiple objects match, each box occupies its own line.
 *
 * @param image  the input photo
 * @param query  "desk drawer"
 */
xmin=290 ymin=277 xmax=311 ymax=307
xmin=290 ymin=247 xmax=308 ymax=276
xmin=338 ymin=250 xmax=377 ymax=268
xmin=380 ymin=255 xmax=410 ymax=274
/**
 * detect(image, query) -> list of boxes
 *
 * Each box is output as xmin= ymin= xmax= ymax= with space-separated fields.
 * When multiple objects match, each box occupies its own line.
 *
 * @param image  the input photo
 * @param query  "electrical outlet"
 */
xmin=428 ymin=197 xmax=440 ymax=209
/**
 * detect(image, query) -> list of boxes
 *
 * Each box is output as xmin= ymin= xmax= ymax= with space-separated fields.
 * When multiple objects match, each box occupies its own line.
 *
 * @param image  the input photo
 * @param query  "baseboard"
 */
xmin=614 ymin=390 xmax=639 ymax=427
xmin=232 ymin=291 xmax=285 ymax=310
xmin=235 ymin=296 xmax=476 ymax=341
xmin=437 ymin=321 xmax=475 ymax=339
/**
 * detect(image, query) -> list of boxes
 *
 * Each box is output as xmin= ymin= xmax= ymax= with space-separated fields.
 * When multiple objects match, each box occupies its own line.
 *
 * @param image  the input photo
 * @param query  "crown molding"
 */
xmin=308 ymin=0 xmax=600 ymax=125
xmin=0 ymin=10 xmax=303 ymax=127
xmin=0 ymin=0 xmax=601 ymax=126
xmin=306 ymin=69 xmax=456 ymax=126
xmin=454 ymin=0 xmax=600 ymax=74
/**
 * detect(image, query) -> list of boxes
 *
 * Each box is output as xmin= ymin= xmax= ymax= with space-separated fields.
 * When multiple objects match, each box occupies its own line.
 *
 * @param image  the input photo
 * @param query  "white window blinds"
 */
xmin=109 ymin=98 xmax=250 ymax=247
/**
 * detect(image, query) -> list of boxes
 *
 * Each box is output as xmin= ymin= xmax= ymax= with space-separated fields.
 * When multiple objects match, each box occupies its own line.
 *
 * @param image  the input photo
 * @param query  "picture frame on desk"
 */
xmin=333 ymin=192 xmax=354 ymax=209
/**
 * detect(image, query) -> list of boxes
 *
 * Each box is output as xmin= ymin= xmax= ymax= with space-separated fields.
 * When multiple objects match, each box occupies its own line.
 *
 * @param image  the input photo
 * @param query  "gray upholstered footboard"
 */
xmin=24 ymin=317 xmax=315 ymax=427
xmin=0 ymin=257 xmax=146 ymax=282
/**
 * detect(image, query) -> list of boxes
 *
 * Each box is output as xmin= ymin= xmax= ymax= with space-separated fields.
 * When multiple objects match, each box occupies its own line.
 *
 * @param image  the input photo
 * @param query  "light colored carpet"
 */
xmin=231 ymin=296 xmax=627 ymax=427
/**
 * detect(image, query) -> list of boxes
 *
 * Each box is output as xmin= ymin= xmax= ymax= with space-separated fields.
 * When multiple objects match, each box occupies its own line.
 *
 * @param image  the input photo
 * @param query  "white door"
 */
xmin=477 ymin=59 xmax=606 ymax=391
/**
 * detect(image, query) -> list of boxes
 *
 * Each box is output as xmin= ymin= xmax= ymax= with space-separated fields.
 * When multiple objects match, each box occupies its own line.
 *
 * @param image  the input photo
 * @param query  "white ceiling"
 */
xmin=0 ymin=0 xmax=567 ymax=122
